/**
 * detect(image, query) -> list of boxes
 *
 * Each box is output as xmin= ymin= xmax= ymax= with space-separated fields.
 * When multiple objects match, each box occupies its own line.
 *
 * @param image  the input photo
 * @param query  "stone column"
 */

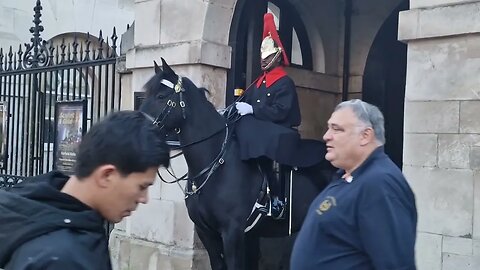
xmin=109 ymin=0 xmax=234 ymax=269
xmin=399 ymin=1 xmax=480 ymax=269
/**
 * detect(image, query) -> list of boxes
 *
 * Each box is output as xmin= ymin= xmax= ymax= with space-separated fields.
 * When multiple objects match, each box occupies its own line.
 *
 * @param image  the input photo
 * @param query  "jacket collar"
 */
xmin=255 ymin=66 xmax=287 ymax=88
xmin=334 ymin=146 xmax=386 ymax=183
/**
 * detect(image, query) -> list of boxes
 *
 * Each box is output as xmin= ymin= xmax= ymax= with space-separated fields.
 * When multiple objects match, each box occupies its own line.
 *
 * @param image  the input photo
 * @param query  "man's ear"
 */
xmin=360 ymin=127 xmax=375 ymax=146
xmin=92 ymin=164 xmax=117 ymax=188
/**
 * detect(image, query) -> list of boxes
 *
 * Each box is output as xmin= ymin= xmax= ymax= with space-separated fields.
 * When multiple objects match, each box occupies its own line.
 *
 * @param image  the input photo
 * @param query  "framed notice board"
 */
xmin=53 ymin=100 xmax=87 ymax=175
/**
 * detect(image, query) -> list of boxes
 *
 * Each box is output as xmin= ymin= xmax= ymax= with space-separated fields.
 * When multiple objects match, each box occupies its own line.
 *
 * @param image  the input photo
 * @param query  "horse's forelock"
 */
xmin=144 ymin=72 xmax=174 ymax=98
xmin=143 ymin=72 xmax=211 ymax=103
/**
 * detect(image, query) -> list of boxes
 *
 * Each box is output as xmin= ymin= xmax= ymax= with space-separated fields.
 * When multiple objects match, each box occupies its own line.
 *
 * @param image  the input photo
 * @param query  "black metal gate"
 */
xmin=0 ymin=1 xmax=122 ymax=187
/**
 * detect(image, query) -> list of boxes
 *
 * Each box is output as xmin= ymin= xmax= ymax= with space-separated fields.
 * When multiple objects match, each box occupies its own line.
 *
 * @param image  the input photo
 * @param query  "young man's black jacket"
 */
xmin=0 ymin=171 xmax=112 ymax=270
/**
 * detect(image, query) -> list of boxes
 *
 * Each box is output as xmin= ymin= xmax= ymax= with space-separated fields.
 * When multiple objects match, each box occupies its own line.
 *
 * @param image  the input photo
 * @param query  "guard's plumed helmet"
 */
xmin=260 ymin=13 xmax=289 ymax=66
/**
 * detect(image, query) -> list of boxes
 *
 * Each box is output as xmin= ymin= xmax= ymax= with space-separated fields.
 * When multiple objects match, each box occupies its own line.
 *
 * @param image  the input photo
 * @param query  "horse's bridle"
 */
xmin=142 ymin=75 xmax=233 ymax=198
xmin=142 ymin=76 xmax=187 ymax=131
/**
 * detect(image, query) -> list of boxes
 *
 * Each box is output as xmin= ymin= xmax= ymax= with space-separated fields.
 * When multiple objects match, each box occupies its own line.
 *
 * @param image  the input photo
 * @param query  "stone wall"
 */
xmin=286 ymin=67 xmax=340 ymax=140
xmin=0 ymin=0 xmax=134 ymax=48
xmin=399 ymin=1 xmax=480 ymax=269
xmin=109 ymin=0 xmax=235 ymax=268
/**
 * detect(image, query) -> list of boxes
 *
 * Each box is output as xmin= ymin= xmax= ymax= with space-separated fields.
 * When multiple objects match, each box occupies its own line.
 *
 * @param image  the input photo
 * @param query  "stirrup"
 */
xmin=268 ymin=197 xmax=286 ymax=220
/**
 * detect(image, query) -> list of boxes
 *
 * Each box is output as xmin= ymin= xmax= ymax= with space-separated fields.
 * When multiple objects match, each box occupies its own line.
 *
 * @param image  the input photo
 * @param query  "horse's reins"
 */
xmin=171 ymin=79 xmax=259 ymax=190
xmin=142 ymin=75 xmax=242 ymax=197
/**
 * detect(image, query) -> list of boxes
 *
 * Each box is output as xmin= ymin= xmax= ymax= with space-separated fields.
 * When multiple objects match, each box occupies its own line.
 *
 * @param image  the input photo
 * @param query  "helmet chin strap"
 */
xmin=263 ymin=50 xmax=282 ymax=71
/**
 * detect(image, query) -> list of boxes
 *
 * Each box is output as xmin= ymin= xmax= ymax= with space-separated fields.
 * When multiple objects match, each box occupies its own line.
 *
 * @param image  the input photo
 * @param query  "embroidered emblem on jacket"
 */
xmin=316 ymin=196 xmax=337 ymax=215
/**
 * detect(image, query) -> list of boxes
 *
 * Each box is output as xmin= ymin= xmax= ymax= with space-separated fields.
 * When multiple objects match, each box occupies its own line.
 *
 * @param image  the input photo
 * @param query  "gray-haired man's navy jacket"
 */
xmin=290 ymin=147 xmax=417 ymax=270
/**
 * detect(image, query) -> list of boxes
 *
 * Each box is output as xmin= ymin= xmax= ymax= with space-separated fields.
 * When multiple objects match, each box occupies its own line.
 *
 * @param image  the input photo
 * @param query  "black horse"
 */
xmin=139 ymin=58 xmax=335 ymax=270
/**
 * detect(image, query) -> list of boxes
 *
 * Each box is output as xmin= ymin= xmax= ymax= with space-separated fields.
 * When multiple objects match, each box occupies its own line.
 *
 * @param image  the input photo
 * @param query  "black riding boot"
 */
xmin=259 ymin=158 xmax=285 ymax=220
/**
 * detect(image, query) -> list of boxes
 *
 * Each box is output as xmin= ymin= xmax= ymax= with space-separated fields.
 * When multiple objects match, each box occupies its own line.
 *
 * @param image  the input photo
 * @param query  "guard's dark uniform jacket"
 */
xmin=0 ymin=171 xmax=111 ymax=270
xmin=245 ymin=69 xmax=300 ymax=128
xmin=236 ymin=67 xmax=324 ymax=167
xmin=290 ymin=147 xmax=417 ymax=270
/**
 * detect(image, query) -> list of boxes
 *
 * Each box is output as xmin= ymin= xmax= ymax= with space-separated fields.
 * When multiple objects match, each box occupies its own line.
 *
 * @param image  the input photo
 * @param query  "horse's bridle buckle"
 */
xmin=174 ymin=77 xmax=183 ymax=93
xmin=167 ymin=99 xmax=176 ymax=107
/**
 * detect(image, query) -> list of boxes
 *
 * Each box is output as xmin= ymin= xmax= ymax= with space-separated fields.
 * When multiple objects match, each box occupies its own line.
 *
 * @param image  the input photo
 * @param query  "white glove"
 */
xmin=235 ymin=102 xmax=253 ymax=116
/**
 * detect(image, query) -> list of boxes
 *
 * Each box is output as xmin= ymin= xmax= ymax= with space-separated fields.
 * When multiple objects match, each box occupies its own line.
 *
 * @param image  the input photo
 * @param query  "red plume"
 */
xmin=262 ymin=13 xmax=289 ymax=66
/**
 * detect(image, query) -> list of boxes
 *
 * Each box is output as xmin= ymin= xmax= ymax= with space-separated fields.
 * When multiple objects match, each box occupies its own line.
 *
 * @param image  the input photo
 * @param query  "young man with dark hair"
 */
xmin=0 ymin=110 xmax=170 ymax=270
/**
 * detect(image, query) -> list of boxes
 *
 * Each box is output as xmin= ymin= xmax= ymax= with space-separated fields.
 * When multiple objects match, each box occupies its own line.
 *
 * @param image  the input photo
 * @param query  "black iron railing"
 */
xmin=0 ymin=0 xmax=122 ymax=178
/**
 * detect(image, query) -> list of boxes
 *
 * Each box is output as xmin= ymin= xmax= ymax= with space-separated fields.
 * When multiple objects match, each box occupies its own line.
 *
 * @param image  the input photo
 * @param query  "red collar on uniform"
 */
xmin=255 ymin=66 xmax=287 ymax=88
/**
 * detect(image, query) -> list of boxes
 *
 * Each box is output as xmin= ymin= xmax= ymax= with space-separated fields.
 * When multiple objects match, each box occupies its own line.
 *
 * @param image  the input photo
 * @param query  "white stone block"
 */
xmin=443 ymin=236 xmax=473 ymax=256
xmin=404 ymin=101 xmax=459 ymax=133
xmin=473 ymin=240 xmax=480 ymax=269
xmin=128 ymin=67 xmax=155 ymax=96
xmin=174 ymin=64 xmax=228 ymax=107
xmin=201 ymin=41 xmax=232 ymax=69
xmin=173 ymin=201 xmax=196 ymax=249
xmin=404 ymin=37 xmax=480 ymax=101
xmin=119 ymin=73 xmax=134 ymax=110
xmin=149 ymin=174 xmax=162 ymax=201
xmin=473 ymin=171 xmax=480 ymax=238
xmin=203 ymin=3 xmax=234 ymax=44
xmin=472 ymin=148 xmax=480 ymax=170
xmin=411 ymin=0 xmax=479 ymax=9
xmin=442 ymin=253 xmax=473 ymax=270
xmin=404 ymin=166 xmax=474 ymax=236
xmin=134 ymin=0 xmax=161 ymax=46
xmin=159 ymin=181 xmax=186 ymax=202
xmin=109 ymin=231 xmax=208 ymax=270
xmin=160 ymin=0 xmax=206 ymax=44
xmin=415 ymin=232 xmax=442 ymax=270
xmin=398 ymin=9 xmax=419 ymax=43
xmin=126 ymin=41 xmax=231 ymax=70
xmin=129 ymin=200 xmax=176 ymax=245
xmin=460 ymin=101 xmax=480 ymax=133
xmin=403 ymin=133 xmax=438 ymax=167
xmin=159 ymin=152 xmax=188 ymax=202
xmin=400 ymin=2 xmax=480 ymax=40
xmin=438 ymin=134 xmax=480 ymax=169
xmin=205 ymin=0 xmax=236 ymax=9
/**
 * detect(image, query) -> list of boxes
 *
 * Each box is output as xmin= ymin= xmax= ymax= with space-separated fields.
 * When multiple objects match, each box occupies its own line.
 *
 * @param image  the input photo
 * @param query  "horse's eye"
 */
xmin=156 ymin=90 xmax=173 ymax=99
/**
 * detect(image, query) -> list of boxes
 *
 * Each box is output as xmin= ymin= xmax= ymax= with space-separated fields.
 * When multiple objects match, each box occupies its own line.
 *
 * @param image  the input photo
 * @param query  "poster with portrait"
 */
xmin=54 ymin=100 xmax=86 ymax=175
xmin=0 ymin=102 xmax=7 ymax=170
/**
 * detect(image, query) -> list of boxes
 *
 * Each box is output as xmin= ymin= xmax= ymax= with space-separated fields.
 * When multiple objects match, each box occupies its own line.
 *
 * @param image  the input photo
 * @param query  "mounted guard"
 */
xmin=139 ymin=55 xmax=334 ymax=269
xmin=234 ymin=13 xmax=325 ymax=220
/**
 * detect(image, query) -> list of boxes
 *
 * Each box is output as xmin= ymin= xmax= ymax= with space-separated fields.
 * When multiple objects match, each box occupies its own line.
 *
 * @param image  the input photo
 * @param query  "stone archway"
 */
xmin=362 ymin=0 xmax=409 ymax=168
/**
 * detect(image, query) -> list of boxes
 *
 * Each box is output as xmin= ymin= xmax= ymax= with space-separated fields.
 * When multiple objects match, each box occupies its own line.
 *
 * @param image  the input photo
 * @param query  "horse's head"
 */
xmin=140 ymin=58 xmax=226 ymax=146
xmin=140 ymin=58 xmax=191 ymax=133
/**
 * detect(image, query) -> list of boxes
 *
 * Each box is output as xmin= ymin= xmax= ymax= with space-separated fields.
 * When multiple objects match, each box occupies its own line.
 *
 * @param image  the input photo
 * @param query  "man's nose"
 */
xmin=138 ymin=191 xmax=149 ymax=204
xmin=323 ymin=129 xmax=332 ymax=141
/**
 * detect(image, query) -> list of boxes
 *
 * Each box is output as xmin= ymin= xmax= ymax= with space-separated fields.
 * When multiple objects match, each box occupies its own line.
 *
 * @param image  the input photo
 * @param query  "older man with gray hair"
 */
xmin=290 ymin=99 xmax=417 ymax=270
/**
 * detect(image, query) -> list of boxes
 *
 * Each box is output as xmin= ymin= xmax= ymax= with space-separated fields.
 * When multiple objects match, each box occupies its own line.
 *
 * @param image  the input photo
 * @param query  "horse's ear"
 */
xmin=154 ymin=61 xmax=162 ymax=74
xmin=161 ymin=57 xmax=176 ymax=77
